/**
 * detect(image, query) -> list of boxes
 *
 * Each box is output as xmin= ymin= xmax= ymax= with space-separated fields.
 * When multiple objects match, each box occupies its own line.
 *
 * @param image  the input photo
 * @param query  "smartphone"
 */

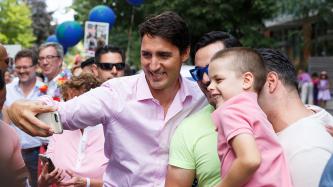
xmin=38 ymin=154 xmax=55 ymax=173
xmin=36 ymin=111 xmax=63 ymax=134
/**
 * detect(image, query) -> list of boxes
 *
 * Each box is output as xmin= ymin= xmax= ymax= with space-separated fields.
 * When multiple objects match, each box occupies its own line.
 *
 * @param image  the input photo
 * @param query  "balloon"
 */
xmin=46 ymin=35 xmax=59 ymax=43
xmin=127 ymin=0 xmax=144 ymax=6
xmin=56 ymin=21 xmax=84 ymax=47
xmin=88 ymin=5 xmax=116 ymax=28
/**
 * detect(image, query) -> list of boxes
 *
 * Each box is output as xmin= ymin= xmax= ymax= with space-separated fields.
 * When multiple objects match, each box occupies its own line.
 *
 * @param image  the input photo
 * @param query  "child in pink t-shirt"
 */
xmin=208 ymin=47 xmax=293 ymax=187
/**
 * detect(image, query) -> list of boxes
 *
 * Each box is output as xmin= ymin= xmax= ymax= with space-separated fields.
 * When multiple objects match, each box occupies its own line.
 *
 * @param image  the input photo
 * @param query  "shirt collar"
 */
xmin=136 ymin=72 xmax=193 ymax=103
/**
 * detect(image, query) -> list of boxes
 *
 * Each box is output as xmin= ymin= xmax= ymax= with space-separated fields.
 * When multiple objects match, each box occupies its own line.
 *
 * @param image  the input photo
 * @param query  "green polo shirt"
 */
xmin=169 ymin=105 xmax=221 ymax=187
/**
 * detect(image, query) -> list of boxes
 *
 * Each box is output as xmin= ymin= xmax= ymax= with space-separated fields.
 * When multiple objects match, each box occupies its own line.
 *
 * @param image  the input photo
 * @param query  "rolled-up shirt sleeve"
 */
xmin=39 ymin=86 xmax=119 ymax=130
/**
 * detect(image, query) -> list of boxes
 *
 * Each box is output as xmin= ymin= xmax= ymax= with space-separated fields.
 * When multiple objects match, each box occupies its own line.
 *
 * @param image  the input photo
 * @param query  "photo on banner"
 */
xmin=84 ymin=21 xmax=109 ymax=57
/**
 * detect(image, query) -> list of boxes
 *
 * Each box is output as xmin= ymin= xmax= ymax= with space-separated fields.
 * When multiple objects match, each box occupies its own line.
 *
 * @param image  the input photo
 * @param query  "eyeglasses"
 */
xmin=96 ymin=62 xmax=125 ymax=71
xmin=15 ymin=65 xmax=34 ymax=71
xmin=189 ymin=65 xmax=209 ymax=81
xmin=38 ymin=55 xmax=60 ymax=62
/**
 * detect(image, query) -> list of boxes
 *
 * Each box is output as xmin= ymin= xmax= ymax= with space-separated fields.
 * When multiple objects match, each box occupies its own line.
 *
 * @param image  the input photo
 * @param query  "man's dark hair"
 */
xmin=80 ymin=57 xmax=95 ymax=69
xmin=256 ymin=48 xmax=298 ymax=89
xmin=14 ymin=49 xmax=38 ymax=66
xmin=192 ymin=31 xmax=242 ymax=60
xmin=139 ymin=11 xmax=190 ymax=54
xmin=95 ymin=45 xmax=124 ymax=63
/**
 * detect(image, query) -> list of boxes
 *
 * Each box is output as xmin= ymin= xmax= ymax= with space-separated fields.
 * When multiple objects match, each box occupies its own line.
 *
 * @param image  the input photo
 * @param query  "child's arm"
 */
xmin=216 ymin=133 xmax=261 ymax=187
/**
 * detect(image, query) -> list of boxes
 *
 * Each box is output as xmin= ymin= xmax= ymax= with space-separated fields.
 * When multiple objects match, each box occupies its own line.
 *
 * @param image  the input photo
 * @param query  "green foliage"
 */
xmin=72 ymin=0 xmax=279 ymax=67
xmin=28 ymin=1 xmax=53 ymax=45
xmin=0 ymin=0 xmax=35 ymax=47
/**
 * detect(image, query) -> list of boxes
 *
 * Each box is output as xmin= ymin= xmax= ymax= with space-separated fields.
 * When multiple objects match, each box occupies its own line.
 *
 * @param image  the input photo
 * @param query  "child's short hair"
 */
xmin=211 ymin=47 xmax=266 ymax=92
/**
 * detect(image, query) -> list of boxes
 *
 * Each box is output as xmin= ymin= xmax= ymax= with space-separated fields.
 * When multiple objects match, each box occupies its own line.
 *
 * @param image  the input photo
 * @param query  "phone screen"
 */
xmin=39 ymin=154 xmax=55 ymax=172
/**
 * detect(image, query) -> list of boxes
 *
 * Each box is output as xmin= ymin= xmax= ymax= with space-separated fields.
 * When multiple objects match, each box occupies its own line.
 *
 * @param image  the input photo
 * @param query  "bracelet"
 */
xmin=86 ymin=177 xmax=90 ymax=187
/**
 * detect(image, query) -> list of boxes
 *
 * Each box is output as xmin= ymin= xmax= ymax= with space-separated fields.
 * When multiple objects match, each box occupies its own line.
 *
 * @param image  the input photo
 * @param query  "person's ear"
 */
xmin=266 ymin=71 xmax=279 ymax=93
xmin=242 ymin=72 xmax=254 ymax=90
xmin=181 ymin=47 xmax=190 ymax=63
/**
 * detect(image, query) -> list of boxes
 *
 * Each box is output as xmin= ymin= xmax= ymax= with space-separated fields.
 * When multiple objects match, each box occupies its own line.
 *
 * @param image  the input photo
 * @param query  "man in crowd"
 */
xmin=165 ymin=31 xmax=242 ymax=187
xmin=7 ymin=11 xmax=206 ymax=186
xmin=91 ymin=45 xmax=126 ymax=82
xmin=2 ymin=49 xmax=48 ymax=187
xmin=38 ymin=42 xmax=71 ymax=100
xmin=0 ymin=44 xmax=29 ymax=187
xmin=257 ymin=48 xmax=333 ymax=187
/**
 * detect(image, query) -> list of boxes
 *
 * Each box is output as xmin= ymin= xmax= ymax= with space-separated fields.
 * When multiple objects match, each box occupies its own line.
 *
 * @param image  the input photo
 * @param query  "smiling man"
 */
xmin=38 ymin=43 xmax=71 ymax=100
xmin=92 ymin=45 xmax=125 ymax=82
xmin=7 ymin=11 xmax=206 ymax=186
xmin=3 ymin=49 xmax=47 ymax=187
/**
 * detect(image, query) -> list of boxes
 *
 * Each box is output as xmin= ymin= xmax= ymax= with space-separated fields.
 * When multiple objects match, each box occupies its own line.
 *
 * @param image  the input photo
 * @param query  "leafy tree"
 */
xmin=28 ymin=0 xmax=53 ymax=45
xmin=72 ymin=0 xmax=279 ymax=67
xmin=0 ymin=0 xmax=35 ymax=47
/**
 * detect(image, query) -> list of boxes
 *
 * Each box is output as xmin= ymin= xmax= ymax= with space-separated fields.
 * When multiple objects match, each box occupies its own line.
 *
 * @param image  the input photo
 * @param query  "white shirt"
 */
xmin=5 ymin=79 xmax=48 ymax=149
xmin=44 ymin=69 xmax=71 ymax=99
xmin=277 ymin=105 xmax=333 ymax=187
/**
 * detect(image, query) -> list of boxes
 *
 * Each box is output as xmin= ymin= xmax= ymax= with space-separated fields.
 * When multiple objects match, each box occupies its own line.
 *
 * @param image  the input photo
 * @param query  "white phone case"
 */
xmin=36 ymin=112 xmax=63 ymax=134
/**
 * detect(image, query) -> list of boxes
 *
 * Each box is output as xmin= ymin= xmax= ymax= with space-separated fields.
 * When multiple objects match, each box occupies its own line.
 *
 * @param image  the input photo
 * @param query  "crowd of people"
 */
xmin=298 ymin=69 xmax=332 ymax=108
xmin=0 ymin=10 xmax=333 ymax=187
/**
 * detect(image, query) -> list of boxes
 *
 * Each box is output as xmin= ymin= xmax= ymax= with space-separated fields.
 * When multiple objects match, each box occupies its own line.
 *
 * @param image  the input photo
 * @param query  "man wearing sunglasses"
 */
xmin=0 ymin=44 xmax=29 ymax=187
xmin=166 ymin=31 xmax=242 ymax=187
xmin=92 ymin=45 xmax=125 ymax=82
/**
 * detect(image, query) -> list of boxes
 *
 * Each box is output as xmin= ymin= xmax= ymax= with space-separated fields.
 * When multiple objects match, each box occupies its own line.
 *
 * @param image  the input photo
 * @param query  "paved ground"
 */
xmin=326 ymin=99 xmax=333 ymax=115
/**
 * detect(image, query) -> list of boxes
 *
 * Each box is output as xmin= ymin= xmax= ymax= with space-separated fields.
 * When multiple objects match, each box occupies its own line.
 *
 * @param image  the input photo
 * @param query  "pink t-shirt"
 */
xmin=46 ymin=124 xmax=107 ymax=179
xmin=212 ymin=92 xmax=293 ymax=187
xmin=0 ymin=122 xmax=25 ymax=171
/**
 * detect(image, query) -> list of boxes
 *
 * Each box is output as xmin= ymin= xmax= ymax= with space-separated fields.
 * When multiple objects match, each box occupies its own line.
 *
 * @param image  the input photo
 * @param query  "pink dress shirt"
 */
xmin=46 ymin=124 xmax=107 ymax=179
xmin=212 ymin=92 xmax=293 ymax=187
xmin=42 ymin=73 xmax=206 ymax=186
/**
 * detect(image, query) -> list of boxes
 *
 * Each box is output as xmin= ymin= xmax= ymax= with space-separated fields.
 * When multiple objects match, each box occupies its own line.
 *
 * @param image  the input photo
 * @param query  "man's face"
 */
xmin=15 ymin=57 xmax=36 ymax=84
xmin=194 ymin=41 xmax=225 ymax=107
xmin=38 ymin=46 xmax=62 ymax=80
xmin=141 ymin=35 xmax=188 ymax=93
xmin=96 ymin=52 xmax=124 ymax=82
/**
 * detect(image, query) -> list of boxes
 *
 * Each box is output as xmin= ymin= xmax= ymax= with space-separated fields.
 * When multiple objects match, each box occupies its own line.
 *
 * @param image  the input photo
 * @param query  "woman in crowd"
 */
xmin=38 ymin=73 xmax=107 ymax=187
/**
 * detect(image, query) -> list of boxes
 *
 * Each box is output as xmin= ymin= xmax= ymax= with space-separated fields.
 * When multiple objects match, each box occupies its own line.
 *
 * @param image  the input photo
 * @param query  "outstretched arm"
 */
xmin=7 ymin=100 xmax=56 ymax=137
xmin=216 ymin=133 xmax=261 ymax=187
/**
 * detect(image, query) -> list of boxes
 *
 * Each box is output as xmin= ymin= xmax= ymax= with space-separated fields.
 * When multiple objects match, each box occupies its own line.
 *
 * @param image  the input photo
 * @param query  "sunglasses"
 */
xmin=189 ymin=65 xmax=209 ymax=81
xmin=96 ymin=62 xmax=125 ymax=71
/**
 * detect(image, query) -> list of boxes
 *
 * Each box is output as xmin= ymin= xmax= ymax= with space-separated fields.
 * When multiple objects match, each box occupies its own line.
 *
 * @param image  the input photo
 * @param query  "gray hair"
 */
xmin=39 ymin=42 xmax=64 ymax=59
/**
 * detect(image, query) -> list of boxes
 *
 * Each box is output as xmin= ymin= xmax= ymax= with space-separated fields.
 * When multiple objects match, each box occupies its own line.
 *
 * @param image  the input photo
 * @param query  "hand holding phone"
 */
xmin=36 ymin=111 xmax=63 ymax=134
xmin=39 ymin=154 xmax=55 ymax=173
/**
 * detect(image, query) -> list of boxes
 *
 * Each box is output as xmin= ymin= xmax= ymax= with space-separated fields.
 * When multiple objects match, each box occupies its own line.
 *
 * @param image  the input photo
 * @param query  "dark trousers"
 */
xmin=22 ymin=147 xmax=39 ymax=187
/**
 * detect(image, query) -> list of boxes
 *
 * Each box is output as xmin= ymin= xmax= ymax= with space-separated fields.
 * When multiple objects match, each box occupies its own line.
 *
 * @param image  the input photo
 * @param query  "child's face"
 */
xmin=208 ymin=58 xmax=244 ymax=106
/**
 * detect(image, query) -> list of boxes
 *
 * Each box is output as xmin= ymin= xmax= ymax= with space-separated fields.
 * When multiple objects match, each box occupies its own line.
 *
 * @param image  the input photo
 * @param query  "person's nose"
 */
xmin=201 ymin=73 xmax=210 ymax=86
xmin=111 ymin=66 xmax=117 ymax=75
xmin=149 ymin=56 xmax=161 ymax=71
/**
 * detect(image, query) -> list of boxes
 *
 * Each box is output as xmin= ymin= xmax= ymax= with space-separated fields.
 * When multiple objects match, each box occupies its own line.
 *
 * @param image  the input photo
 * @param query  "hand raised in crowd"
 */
xmin=7 ymin=100 xmax=56 ymax=137
xmin=38 ymin=163 xmax=65 ymax=187
xmin=59 ymin=170 xmax=87 ymax=187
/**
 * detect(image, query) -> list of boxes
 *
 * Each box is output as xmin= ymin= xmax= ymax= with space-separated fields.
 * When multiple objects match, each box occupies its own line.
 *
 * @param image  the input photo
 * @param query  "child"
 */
xmin=318 ymin=71 xmax=331 ymax=108
xmin=208 ymin=47 xmax=293 ymax=187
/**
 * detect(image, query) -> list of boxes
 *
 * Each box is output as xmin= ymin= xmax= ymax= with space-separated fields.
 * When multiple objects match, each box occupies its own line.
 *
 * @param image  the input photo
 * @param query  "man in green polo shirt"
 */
xmin=165 ymin=31 xmax=242 ymax=187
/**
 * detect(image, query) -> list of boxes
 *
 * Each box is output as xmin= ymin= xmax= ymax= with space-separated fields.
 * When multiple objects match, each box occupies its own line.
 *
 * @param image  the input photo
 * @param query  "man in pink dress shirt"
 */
xmin=7 ymin=11 xmax=206 ymax=186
